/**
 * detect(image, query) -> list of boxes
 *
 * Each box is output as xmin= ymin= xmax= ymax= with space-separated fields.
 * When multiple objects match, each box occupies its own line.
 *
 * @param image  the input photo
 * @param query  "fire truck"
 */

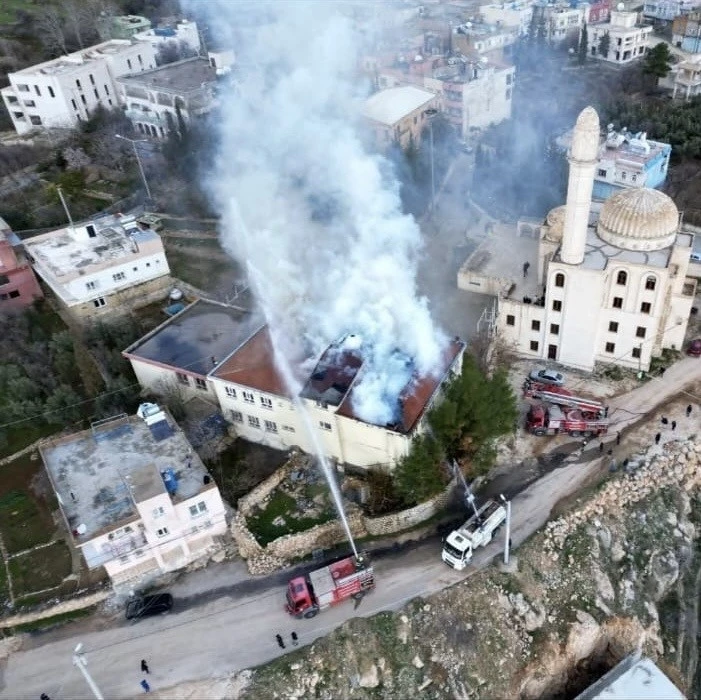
xmin=523 ymin=380 xmax=607 ymax=415
xmin=285 ymin=554 xmax=375 ymax=619
xmin=526 ymin=403 xmax=609 ymax=437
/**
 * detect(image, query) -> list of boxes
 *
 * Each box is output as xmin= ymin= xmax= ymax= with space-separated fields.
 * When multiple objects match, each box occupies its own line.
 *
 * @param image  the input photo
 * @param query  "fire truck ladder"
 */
xmin=535 ymin=389 xmax=604 ymax=413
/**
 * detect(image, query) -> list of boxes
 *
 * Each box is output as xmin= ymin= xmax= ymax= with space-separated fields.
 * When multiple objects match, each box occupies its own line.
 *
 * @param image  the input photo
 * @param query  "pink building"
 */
xmin=0 ymin=217 xmax=44 ymax=311
xmin=588 ymin=0 xmax=612 ymax=24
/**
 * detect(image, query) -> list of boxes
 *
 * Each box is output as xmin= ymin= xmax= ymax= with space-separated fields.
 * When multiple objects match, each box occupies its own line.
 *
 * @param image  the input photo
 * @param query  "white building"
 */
xmin=589 ymin=10 xmax=653 ymax=63
xmin=1 ymin=40 xmax=157 ymax=135
xmin=540 ymin=4 xmax=585 ymax=43
xmin=458 ymin=106 xmax=696 ymax=372
xmin=480 ymin=2 xmax=535 ymax=35
xmin=41 ymin=408 xmax=227 ymax=586
xmin=670 ymin=53 xmax=701 ymax=98
xmin=117 ymin=57 xmax=218 ymax=138
xmin=23 ymin=213 xmax=171 ymax=322
xmin=133 ymin=19 xmax=201 ymax=55
xmin=643 ymin=0 xmax=700 ymax=22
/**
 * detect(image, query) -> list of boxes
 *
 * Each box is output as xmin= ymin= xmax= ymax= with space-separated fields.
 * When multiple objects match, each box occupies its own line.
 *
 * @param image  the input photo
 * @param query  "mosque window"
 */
xmin=640 ymin=302 xmax=651 ymax=314
xmin=616 ymin=271 xmax=627 ymax=285
xmin=645 ymin=276 xmax=656 ymax=291
xmin=554 ymin=273 xmax=565 ymax=287
xmin=612 ymin=297 xmax=623 ymax=309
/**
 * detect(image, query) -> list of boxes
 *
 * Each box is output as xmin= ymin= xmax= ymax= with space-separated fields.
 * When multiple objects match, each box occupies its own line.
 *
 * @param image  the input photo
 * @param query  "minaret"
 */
xmin=560 ymin=106 xmax=600 ymax=265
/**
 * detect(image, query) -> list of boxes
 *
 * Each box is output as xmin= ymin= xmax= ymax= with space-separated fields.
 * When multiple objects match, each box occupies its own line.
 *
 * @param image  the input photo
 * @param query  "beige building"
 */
xmin=362 ymin=85 xmax=438 ymax=149
xmin=590 ymin=10 xmax=652 ymax=63
xmin=670 ymin=55 xmax=701 ymax=99
xmin=458 ymin=107 xmax=696 ymax=372
xmin=41 ymin=407 xmax=227 ymax=586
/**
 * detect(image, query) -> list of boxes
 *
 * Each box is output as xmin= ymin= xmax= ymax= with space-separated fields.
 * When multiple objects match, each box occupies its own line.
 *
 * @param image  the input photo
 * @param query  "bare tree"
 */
xmin=35 ymin=8 xmax=69 ymax=57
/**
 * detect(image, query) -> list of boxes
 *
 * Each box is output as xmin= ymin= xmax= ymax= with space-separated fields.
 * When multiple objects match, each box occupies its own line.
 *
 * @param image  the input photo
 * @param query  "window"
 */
xmin=112 ymin=271 xmax=126 ymax=282
xmin=138 ymin=54 xmax=143 ymax=65
xmin=608 ymin=321 xmax=618 ymax=333
xmin=554 ymin=273 xmax=565 ymax=287
xmin=76 ymin=79 xmax=82 ymax=90
xmin=86 ymin=281 xmax=96 ymax=290
xmin=552 ymin=299 xmax=562 ymax=312
xmin=645 ymin=276 xmax=656 ymax=291
xmin=0 ymin=275 xmax=8 ymax=286
xmin=89 ymin=73 xmax=95 ymax=85
xmin=189 ymin=501 xmax=207 ymax=518
xmin=48 ymin=86 xmax=55 ymax=98
xmin=550 ymin=323 xmax=559 ymax=335
xmin=282 ymin=425 xmax=296 ymax=432
xmin=6 ymin=95 xmax=17 ymax=104
xmin=8 ymin=290 xmax=19 ymax=299
xmin=605 ymin=342 xmax=615 ymax=353
xmin=597 ymin=169 xmax=607 ymax=177
xmin=531 ymin=320 xmax=540 ymax=331
xmin=506 ymin=314 xmax=515 ymax=326
xmin=152 ymin=506 xmax=165 ymax=519
xmin=156 ymin=527 xmax=169 ymax=538
xmin=243 ymin=391 xmax=254 ymax=404
xmin=133 ymin=266 xmax=138 ymax=272
xmin=621 ymin=171 xmax=626 ymax=180
xmin=260 ymin=396 xmax=273 ymax=409
xmin=529 ymin=341 xmax=539 ymax=351
xmin=12 ymin=112 xmax=25 ymax=120
xmin=16 ymin=84 xmax=29 ymax=92
xmin=230 ymin=410 xmax=243 ymax=422
xmin=248 ymin=415 xmax=261 ymax=429
xmin=612 ymin=297 xmax=623 ymax=309
xmin=23 ymin=100 xmax=35 ymax=107
xmin=104 ymin=84 xmax=110 ymax=95
xmin=175 ymin=372 xmax=189 ymax=385
xmin=30 ymin=115 xmax=42 ymax=125
xmin=81 ymin=95 xmax=87 ymax=106
xmin=94 ymin=88 xmax=99 ymax=99
xmin=636 ymin=326 xmax=646 ymax=338
xmin=225 ymin=386 xmax=237 ymax=398
xmin=195 ymin=377 xmax=208 ymax=391
xmin=127 ymin=59 xmax=132 ymax=70
xmin=319 ymin=421 xmax=332 ymax=431
xmin=632 ymin=347 xmax=641 ymax=359
xmin=506 ymin=87 xmax=512 ymax=100
xmin=264 ymin=420 xmax=278 ymax=433
xmin=616 ymin=270 xmax=627 ymax=285
xmin=108 ymin=99 xmax=113 ymax=106
xmin=71 ymin=98 xmax=77 ymax=110
xmin=640 ymin=302 xmax=651 ymax=314
xmin=93 ymin=297 xmax=105 ymax=308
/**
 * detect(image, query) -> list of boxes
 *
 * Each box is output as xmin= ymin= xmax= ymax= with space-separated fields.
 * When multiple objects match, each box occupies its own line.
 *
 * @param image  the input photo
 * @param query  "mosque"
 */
xmin=459 ymin=106 xmax=697 ymax=372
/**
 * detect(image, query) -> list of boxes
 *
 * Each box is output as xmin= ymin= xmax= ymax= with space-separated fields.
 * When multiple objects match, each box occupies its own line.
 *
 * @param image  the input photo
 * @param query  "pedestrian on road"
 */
xmin=291 ymin=631 xmax=299 ymax=646
xmin=523 ymin=261 xmax=530 ymax=278
xmin=687 ymin=404 xmax=693 ymax=417
xmin=276 ymin=633 xmax=286 ymax=649
xmin=141 ymin=659 xmax=150 ymax=674
xmin=655 ymin=432 xmax=661 ymax=445
xmin=140 ymin=679 xmax=151 ymax=693
xmin=661 ymin=416 xmax=668 ymax=425
xmin=599 ymin=442 xmax=604 ymax=453
xmin=672 ymin=420 xmax=677 ymax=431
xmin=616 ymin=432 xmax=621 ymax=445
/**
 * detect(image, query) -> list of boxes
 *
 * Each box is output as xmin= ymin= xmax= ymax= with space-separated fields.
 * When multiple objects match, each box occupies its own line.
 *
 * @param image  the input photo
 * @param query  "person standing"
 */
xmin=655 ymin=432 xmax=661 ymax=445
xmin=276 ymin=633 xmax=286 ymax=649
xmin=672 ymin=420 xmax=677 ymax=431
xmin=140 ymin=679 xmax=151 ymax=693
xmin=291 ymin=631 xmax=299 ymax=647
xmin=687 ymin=404 xmax=693 ymax=417
xmin=141 ymin=659 xmax=150 ymax=674
xmin=523 ymin=261 xmax=530 ymax=278
xmin=599 ymin=442 xmax=604 ymax=454
xmin=661 ymin=416 xmax=668 ymax=425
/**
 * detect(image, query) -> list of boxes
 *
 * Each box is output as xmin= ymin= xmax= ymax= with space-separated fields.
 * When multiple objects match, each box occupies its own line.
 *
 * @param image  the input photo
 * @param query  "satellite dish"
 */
xmin=466 ymin=21 xmax=473 ymax=28
xmin=617 ymin=2 xmax=624 ymax=10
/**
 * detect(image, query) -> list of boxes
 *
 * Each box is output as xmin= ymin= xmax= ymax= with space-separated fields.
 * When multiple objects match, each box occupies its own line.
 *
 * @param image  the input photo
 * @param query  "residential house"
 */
xmin=0 ymin=216 xmax=43 ymax=310
xmin=133 ymin=19 xmax=202 ymax=55
xmin=41 ymin=407 xmax=227 ymax=585
xmin=1 ymin=40 xmax=157 ymax=136
xmin=117 ymin=57 xmax=218 ymax=138
xmin=452 ymin=22 xmax=520 ymax=57
xmin=643 ymin=0 xmax=701 ymax=22
xmin=362 ymin=85 xmax=438 ymax=149
xmin=536 ymin=3 xmax=585 ymax=44
xmin=98 ymin=15 xmax=151 ymax=41
xmin=23 ymin=213 xmax=171 ymax=322
xmin=480 ymin=2 xmax=535 ymax=36
xmin=585 ymin=0 xmax=612 ymax=24
xmin=589 ymin=10 xmax=653 ymax=62
xmin=670 ymin=53 xmax=701 ymax=97
xmin=672 ymin=9 xmax=701 ymax=49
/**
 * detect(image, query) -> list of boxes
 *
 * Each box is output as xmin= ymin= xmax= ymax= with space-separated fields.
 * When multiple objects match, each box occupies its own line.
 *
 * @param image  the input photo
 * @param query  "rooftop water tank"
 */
xmin=161 ymin=468 xmax=178 ymax=495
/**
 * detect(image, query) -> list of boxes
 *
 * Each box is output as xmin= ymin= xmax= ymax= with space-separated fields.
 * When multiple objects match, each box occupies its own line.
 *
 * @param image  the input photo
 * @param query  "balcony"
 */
xmin=125 ymin=109 xmax=164 ymax=127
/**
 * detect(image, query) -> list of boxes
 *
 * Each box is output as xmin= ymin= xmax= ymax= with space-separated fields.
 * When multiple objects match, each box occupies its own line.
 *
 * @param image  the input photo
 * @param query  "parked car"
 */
xmin=125 ymin=593 xmax=173 ymax=620
xmin=528 ymin=368 xmax=565 ymax=386
xmin=687 ymin=338 xmax=701 ymax=357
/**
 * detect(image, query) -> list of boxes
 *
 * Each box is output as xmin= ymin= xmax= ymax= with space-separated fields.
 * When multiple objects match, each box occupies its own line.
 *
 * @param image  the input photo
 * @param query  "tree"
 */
xmin=393 ymin=434 xmax=446 ymax=506
xmin=598 ymin=31 xmax=610 ymax=58
xmin=44 ymin=385 xmax=83 ymax=425
xmin=642 ymin=42 xmax=673 ymax=81
xmin=35 ymin=7 xmax=69 ymax=57
xmin=578 ymin=22 xmax=588 ymax=65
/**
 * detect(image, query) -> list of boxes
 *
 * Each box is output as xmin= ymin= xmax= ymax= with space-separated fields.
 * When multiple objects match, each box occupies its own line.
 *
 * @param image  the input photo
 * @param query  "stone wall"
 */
xmin=237 ymin=455 xmax=301 ymax=517
xmin=0 ymin=590 xmax=110 ymax=629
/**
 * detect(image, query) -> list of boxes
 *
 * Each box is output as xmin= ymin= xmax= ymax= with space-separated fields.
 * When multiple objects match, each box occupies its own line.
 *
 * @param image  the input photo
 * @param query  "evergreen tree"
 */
xmin=598 ymin=31 xmax=610 ymax=58
xmin=642 ymin=42 xmax=672 ymax=80
xmin=578 ymin=22 xmax=588 ymax=65
xmin=393 ymin=433 xmax=446 ymax=506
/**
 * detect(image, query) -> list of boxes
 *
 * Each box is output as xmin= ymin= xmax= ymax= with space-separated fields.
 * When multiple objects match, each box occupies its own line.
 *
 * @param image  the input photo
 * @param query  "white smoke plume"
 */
xmin=193 ymin=0 xmax=446 ymax=426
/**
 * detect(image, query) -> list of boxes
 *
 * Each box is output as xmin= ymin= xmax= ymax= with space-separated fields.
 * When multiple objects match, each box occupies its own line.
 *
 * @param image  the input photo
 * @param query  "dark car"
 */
xmin=688 ymin=338 xmax=701 ymax=357
xmin=528 ymin=368 xmax=565 ymax=386
xmin=125 ymin=593 xmax=173 ymax=620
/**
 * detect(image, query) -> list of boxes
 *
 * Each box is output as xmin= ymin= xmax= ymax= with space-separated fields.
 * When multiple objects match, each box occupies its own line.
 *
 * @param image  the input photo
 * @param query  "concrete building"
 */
xmin=586 ymin=0 xmax=612 ymax=24
xmin=589 ymin=10 xmax=653 ymax=63
xmin=117 ymin=57 xmax=218 ymax=138
xmin=452 ymin=22 xmax=520 ymax=56
xmin=1 ymin=40 xmax=157 ymax=136
xmin=98 ymin=14 xmax=151 ymax=41
xmin=536 ymin=3 xmax=585 ymax=44
xmin=643 ymin=0 xmax=700 ymax=22
xmin=480 ymin=2 xmax=535 ymax=35
xmin=40 ymin=407 xmax=227 ymax=585
xmin=362 ymin=85 xmax=438 ymax=149
xmin=672 ymin=10 xmax=701 ymax=49
xmin=23 ymin=213 xmax=171 ymax=322
xmin=458 ymin=106 xmax=696 ymax=372
xmin=0 ymin=216 xmax=43 ymax=311
xmin=670 ymin=53 xmax=701 ymax=97
xmin=133 ymin=19 xmax=201 ymax=55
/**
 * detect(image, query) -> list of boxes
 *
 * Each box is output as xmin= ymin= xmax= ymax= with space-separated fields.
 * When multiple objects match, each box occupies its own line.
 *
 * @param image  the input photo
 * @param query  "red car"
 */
xmin=688 ymin=339 xmax=701 ymax=357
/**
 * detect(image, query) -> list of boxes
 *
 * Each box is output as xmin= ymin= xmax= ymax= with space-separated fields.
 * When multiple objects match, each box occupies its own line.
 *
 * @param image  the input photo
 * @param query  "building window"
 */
xmin=552 ymin=299 xmax=562 ymax=312
xmin=264 ymin=420 xmax=278 ymax=433
xmin=260 ymin=396 xmax=273 ymax=409
xmin=112 ymin=271 xmax=126 ymax=281
xmin=616 ymin=270 xmax=627 ymax=285
xmin=597 ymin=169 xmax=607 ymax=177
xmin=156 ymin=527 xmax=169 ymax=538
xmin=612 ymin=297 xmax=623 ymax=309
xmin=94 ymin=88 xmax=99 ymax=99
xmin=621 ymin=171 xmax=626 ymax=180
xmin=529 ymin=341 xmax=539 ymax=352
xmin=640 ymin=301 xmax=651 ymax=314
xmin=531 ymin=320 xmax=540 ymax=331
xmin=243 ymin=391 xmax=254 ymax=403
xmin=189 ymin=501 xmax=207 ymax=517
xmin=16 ymin=83 xmax=29 ymax=92
xmin=632 ymin=347 xmax=641 ymax=359
xmin=6 ymin=95 xmax=17 ymax=104
xmin=81 ymin=94 xmax=87 ymax=106
xmin=248 ymin=415 xmax=261 ymax=429
xmin=86 ymin=281 xmax=96 ymax=290
xmin=554 ymin=273 xmax=565 ymax=287
xmin=176 ymin=372 xmax=189 ymax=385
xmin=9 ymin=290 xmax=19 ymax=299
xmin=282 ymin=425 xmax=296 ymax=432
xmin=0 ymin=275 xmax=9 ymax=286
xmin=609 ymin=321 xmax=618 ymax=332
xmin=24 ymin=100 xmax=35 ymax=108
xmin=636 ymin=326 xmax=646 ymax=338
xmin=48 ymin=86 xmax=55 ymax=98
xmin=71 ymin=98 xmax=77 ymax=110
xmin=195 ymin=377 xmax=208 ymax=391
xmin=30 ymin=115 xmax=42 ymax=125
xmin=127 ymin=59 xmax=132 ymax=70
xmin=605 ymin=342 xmax=615 ymax=353
xmin=76 ymin=79 xmax=82 ymax=90
xmin=550 ymin=323 xmax=559 ymax=335
xmin=230 ymin=410 xmax=243 ymax=422
xmin=225 ymin=386 xmax=237 ymax=398
xmin=104 ymin=84 xmax=110 ymax=95
xmin=93 ymin=297 xmax=105 ymax=308
xmin=152 ymin=506 xmax=165 ymax=519
xmin=645 ymin=276 xmax=656 ymax=291
xmin=506 ymin=314 xmax=515 ymax=326
xmin=12 ymin=112 xmax=25 ymax=120
xmin=89 ymin=73 xmax=95 ymax=85
xmin=319 ymin=421 xmax=332 ymax=431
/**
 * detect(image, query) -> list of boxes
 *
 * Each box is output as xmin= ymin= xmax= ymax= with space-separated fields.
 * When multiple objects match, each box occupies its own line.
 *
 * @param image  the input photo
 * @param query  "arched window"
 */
xmin=554 ymin=273 xmax=565 ymax=288
xmin=616 ymin=270 xmax=627 ymax=286
xmin=645 ymin=276 xmax=656 ymax=291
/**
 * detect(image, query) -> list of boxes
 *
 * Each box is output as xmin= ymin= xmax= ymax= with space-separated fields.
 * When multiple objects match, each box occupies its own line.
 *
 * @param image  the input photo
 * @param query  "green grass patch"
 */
xmin=3 ymin=606 xmax=95 ymax=635
xmin=8 ymin=541 xmax=72 ymax=597
xmin=163 ymin=243 xmax=238 ymax=292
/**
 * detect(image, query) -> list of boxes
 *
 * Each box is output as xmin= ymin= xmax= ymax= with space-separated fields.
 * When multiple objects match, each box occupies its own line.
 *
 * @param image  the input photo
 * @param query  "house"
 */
xmin=40 ymin=406 xmax=227 ymax=585
xmin=589 ymin=10 xmax=653 ymax=63
xmin=480 ymin=2 xmax=535 ymax=36
xmin=0 ymin=216 xmax=43 ymax=310
xmin=585 ymin=0 xmax=612 ymax=25
xmin=670 ymin=53 xmax=701 ymax=98
xmin=452 ymin=21 xmax=520 ymax=56
xmin=23 ymin=213 xmax=171 ymax=322
xmin=117 ymin=57 xmax=218 ymax=138
xmin=672 ymin=9 xmax=701 ymax=49
xmin=643 ymin=0 xmax=700 ymax=22
xmin=1 ymin=40 xmax=157 ymax=136
xmin=98 ymin=15 xmax=151 ymax=41
xmin=362 ymin=85 xmax=438 ymax=149
xmin=535 ymin=3 xmax=586 ymax=44
xmin=133 ymin=19 xmax=201 ymax=55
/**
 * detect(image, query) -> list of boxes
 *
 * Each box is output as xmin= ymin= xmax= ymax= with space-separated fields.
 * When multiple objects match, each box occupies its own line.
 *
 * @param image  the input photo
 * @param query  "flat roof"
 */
xmin=363 ymin=86 xmax=436 ymax=126
xmin=118 ymin=57 xmax=217 ymax=93
xmin=124 ymin=299 xmax=261 ymax=377
xmin=40 ymin=412 xmax=211 ymax=541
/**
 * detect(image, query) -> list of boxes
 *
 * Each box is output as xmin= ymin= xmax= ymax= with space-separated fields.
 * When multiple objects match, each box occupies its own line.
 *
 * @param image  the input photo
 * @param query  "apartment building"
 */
xmin=0 ymin=216 xmax=43 ymax=310
xmin=590 ymin=10 xmax=653 ymax=62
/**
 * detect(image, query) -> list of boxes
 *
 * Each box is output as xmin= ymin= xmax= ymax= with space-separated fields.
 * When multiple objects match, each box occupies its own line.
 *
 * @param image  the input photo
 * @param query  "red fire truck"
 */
xmin=523 ymin=380 xmax=607 ymax=415
xmin=526 ymin=403 xmax=609 ymax=437
xmin=285 ymin=554 xmax=375 ymax=619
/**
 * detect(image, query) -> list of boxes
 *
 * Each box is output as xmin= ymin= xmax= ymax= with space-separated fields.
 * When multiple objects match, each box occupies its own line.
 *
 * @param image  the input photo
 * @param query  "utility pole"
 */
xmin=73 ymin=643 xmax=104 ymax=700
xmin=115 ymin=133 xmax=153 ymax=203
xmin=500 ymin=494 xmax=512 ymax=565
xmin=56 ymin=186 xmax=74 ymax=227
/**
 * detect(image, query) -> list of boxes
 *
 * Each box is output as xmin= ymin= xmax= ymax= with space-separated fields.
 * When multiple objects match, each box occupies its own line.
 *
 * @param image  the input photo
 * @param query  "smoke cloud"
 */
xmin=192 ymin=1 xmax=446 ymax=426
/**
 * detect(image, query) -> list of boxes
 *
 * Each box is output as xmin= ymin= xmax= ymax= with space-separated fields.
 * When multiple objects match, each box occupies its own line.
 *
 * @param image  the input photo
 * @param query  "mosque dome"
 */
xmin=596 ymin=188 xmax=679 ymax=251
xmin=545 ymin=205 xmax=567 ymax=241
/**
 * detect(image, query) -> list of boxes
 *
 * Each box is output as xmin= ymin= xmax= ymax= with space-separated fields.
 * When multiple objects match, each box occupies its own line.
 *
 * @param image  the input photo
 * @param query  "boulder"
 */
xmin=358 ymin=661 xmax=380 ymax=688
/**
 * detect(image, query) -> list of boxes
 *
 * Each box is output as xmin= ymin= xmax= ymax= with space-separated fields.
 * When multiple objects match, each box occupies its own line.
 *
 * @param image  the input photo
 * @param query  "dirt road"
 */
xmin=2 ymin=357 xmax=700 ymax=700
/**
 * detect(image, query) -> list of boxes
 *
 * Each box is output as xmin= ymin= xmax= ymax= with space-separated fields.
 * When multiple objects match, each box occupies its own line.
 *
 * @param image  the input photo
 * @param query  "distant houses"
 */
xmin=0 ymin=216 xmax=43 ymax=311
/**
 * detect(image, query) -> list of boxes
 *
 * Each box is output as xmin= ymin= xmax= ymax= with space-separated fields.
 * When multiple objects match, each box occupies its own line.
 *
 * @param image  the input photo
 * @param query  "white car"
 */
xmin=528 ymin=368 xmax=565 ymax=386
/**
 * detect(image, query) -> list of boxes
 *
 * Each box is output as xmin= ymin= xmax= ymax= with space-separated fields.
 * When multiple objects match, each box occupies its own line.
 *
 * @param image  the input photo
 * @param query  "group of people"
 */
xmin=276 ymin=631 xmax=299 ymax=649
xmin=654 ymin=405 xmax=692 ymax=445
